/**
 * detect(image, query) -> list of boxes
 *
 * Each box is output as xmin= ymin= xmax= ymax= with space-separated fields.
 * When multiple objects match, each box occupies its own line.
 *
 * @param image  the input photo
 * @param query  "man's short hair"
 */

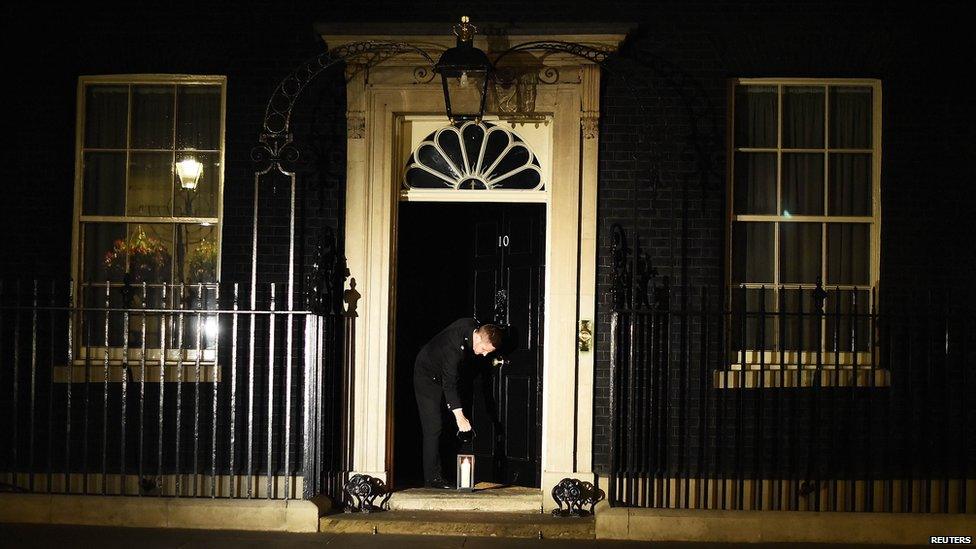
xmin=477 ymin=324 xmax=505 ymax=348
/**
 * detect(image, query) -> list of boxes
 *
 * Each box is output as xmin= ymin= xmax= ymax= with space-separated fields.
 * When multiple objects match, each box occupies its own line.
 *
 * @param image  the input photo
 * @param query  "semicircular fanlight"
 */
xmin=404 ymin=122 xmax=544 ymax=191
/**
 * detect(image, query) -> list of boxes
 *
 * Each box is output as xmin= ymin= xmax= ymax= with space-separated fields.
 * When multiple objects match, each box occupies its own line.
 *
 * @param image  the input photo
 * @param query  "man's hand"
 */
xmin=453 ymin=408 xmax=472 ymax=432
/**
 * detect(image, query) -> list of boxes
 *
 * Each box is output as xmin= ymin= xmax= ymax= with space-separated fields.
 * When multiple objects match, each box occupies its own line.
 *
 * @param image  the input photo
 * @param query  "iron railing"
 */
xmin=608 ymin=282 xmax=975 ymax=512
xmin=0 ymin=280 xmax=341 ymax=500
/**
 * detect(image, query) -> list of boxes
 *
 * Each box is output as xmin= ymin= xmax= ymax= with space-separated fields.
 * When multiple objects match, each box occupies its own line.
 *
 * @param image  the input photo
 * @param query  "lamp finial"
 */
xmin=454 ymin=16 xmax=476 ymax=44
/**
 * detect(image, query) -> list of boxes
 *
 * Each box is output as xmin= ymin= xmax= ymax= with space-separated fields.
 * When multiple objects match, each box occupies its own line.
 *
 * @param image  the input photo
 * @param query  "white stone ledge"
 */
xmin=0 ymin=493 xmax=326 ymax=533
xmin=595 ymin=502 xmax=975 ymax=545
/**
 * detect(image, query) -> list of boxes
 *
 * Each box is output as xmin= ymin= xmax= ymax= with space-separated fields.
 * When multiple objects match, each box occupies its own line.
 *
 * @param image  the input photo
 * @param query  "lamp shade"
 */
xmin=176 ymin=158 xmax=204 ymax=190
xmin=433 ymin=17 xmax=492 ymax=123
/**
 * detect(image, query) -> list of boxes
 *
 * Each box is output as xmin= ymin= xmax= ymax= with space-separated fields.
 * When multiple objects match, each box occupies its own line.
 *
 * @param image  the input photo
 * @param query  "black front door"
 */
xmin=468 ymin=203 xmax=545 ymax=487
xmin=393 ymin=202 xmax=544 ymax=488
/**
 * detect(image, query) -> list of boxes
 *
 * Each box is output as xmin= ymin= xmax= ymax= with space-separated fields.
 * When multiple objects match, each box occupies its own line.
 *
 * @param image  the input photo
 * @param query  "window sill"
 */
xmin=731 ymin=350 xmax=874 ymax=367
xmin=77 ymin=346 xmax=216 ymax=363
xmin=54 ymin=361 xmax=220 ymax=383
xmin=713 ymin=366 xmax=890 ymax=388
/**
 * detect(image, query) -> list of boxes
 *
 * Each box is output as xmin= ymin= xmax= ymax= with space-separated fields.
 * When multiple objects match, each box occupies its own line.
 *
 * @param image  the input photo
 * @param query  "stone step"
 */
xmin=320 ymin=510 xmax=595 ymax=539
xmin=386 ymin=485 xmax=542 ymax=513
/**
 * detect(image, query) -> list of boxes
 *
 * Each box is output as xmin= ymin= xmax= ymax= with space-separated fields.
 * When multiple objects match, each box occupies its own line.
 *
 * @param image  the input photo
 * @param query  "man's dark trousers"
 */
xmin=413 ymin=366 xmax=445 ymax=483
xmin=411 ymin=318 xmax=477 ymax=483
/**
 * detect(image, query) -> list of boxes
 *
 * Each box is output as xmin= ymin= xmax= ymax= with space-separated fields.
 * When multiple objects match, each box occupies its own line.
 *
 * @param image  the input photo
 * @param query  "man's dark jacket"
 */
xmin=413 ymin=317 xmax=479 ymax=410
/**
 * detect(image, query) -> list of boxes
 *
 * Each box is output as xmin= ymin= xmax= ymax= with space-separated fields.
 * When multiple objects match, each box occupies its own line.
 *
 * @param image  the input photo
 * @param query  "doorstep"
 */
xmin=320 ymin=509 xmax=594 ymax=539
xmin=386 ymin=483 xmax=542 ymax=513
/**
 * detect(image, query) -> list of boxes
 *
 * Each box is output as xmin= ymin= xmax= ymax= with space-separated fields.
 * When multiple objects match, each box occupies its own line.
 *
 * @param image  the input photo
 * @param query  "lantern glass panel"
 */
xmin=456 ymin=454 xmax=475 ymax=491
xmin=442 ymin=70 xmax=488 ymax=121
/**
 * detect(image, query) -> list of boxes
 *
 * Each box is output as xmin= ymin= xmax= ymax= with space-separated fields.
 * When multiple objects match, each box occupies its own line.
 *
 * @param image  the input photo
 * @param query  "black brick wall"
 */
xmin=2 ymin=1 xmax=973 ymax=479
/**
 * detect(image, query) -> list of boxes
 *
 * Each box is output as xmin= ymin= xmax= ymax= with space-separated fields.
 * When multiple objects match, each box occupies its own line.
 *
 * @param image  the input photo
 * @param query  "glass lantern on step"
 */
xmin=457 ymin=454 xmax=475 ymax=492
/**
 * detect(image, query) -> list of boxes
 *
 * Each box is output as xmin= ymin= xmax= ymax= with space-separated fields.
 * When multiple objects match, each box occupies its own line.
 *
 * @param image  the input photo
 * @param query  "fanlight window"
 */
xmin=404 ymin=122 xmax=544 ymax=191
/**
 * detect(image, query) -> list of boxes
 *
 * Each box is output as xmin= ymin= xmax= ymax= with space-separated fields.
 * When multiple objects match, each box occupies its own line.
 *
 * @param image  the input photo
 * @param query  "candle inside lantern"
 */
xmin=460 ymin=456 xmax=471 ymax=488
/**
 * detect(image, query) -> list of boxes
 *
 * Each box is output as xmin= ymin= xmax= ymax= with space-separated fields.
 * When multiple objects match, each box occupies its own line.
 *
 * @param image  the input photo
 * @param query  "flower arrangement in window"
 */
xmin=103 ymin=226 xmax=171 ymax=283
xmin=185 ymin=238 xmax=218 ymax=283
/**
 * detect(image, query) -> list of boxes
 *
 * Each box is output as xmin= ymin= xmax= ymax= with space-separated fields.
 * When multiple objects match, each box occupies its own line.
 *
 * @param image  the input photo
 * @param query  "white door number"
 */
xmin=497 ymin=235 xmax=510 ymax=247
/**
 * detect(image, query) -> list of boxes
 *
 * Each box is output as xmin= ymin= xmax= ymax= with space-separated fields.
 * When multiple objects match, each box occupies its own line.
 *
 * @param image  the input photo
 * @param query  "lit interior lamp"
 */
xmin=204 ymin=316 xmax=219 ymax=341
xmin=176 ymin=158 xmax=204 ymax=190
xmin=457 ymin=453 xmax=475 ymax=492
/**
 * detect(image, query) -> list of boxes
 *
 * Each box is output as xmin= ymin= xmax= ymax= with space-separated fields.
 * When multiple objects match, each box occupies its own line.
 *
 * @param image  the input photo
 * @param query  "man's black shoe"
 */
xmin=424 ymin=478 xmax=453 ymax=489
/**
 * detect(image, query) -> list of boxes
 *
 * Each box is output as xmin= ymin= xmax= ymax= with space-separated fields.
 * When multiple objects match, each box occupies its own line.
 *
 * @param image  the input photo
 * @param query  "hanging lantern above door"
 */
xmin=433 ymin=16 xmax=493 ymax=124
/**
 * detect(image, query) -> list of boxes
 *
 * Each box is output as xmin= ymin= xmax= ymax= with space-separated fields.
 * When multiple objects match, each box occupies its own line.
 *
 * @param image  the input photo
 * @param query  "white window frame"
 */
xmin=67 ymin=74 xmax=227 ymax=379
xmin=724 ymin=78 xmax=882 ymax=381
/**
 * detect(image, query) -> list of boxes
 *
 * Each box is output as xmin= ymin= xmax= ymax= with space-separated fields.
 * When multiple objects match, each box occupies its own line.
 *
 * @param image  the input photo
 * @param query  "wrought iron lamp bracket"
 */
xmin=258 ymin=41 xmax=435 ymax=143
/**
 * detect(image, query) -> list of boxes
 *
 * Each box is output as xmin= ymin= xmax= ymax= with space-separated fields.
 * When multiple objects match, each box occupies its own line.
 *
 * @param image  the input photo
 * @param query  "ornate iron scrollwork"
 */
xmin=812 ymin=276 xmax=828 ymax=313
xmin=551 ymin=477 xmax=602 ymax=517
xmin=261 ymin=41 xmax=434 ymax=140
xmin=342 ymin=474 xmax=388 ymax=513
xmin=250 ymin=132 xmax=301 ymax=175
xmin=609 ymin=224 xmax=668 ymax=311
xmin=306 ymin=226 xmax=341 ymax=315
xmin=493 ymin=40 xmax=613 ymax=68
xmin=609 ymin=224 xmax=631 ymax=309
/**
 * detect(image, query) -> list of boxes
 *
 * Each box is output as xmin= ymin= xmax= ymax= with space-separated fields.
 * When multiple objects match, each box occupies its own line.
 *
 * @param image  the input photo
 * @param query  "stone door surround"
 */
xmin=322 ymin=26 xmax=625 ymax=509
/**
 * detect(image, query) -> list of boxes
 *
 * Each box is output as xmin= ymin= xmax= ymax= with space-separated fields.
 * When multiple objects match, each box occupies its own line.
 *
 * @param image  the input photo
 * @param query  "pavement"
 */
xmin=0 ymin=523 xmax=928 ymax=548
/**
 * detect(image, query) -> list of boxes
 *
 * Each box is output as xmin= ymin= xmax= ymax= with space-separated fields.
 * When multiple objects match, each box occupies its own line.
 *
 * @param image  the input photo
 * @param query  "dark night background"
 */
xmin=1 ymin=0 xmax=973 ymax=491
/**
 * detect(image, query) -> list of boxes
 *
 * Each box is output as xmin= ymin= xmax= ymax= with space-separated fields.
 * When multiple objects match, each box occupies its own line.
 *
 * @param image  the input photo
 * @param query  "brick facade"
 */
xmin=2 ymin=1 xmax=973 ymax=478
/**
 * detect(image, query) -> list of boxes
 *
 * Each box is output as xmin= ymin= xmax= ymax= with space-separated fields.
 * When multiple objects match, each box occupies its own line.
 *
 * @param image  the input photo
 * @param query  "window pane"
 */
xmin=176 ymin=85 xmax=221 ymax=150
xmin=178 ymin=224 xmax=218 ymax=284
xmin=83 ymin=152 xmax=126 ymax=215
xmin=174 ymin=152 xmax=219 ymax=217
xmin=825 ymin=289 xmax=871 ymax=353
xmin=131 ymin=85 xmax=174 ymax=149
xmin=732 ymin=222 xmax=774 ymax=283
xmin=84 ymin=85 xmax=128 ymax=149
xmin=124 ymin=224 xmax=174 ymax=284
xmin=828 ymin=153 xmax=871 ymax=216
xmin=734 ymin=86 xmax=777 ymax=148
xmin=83 ymin=222 xmax=126 ymax=282
xmin=169 ymin=282 xmax=219 ymax=350
xmin=733 ymin=152 xmax=776 ymax=214
xmin=827 ymin=223 xmax=870 ymax=285
xmin=783 ymin=86 xmax=824 ymax=148
xmin=829 ymin=86 xmax=872 ymax=149
xmin=781 ymin=153 xmax=824 ymax=215
xmin=780 ymin=223 xmax=822 ymax=284
xmin=417 ymin=143 xmax=459 ymax=179
xmin=780 ymin=288 xmax=821 ymax=351
xmin=81 ymin=284 xmax=128 ymax=347
xmin=128 ymin=152 xmax=173 ymax=216
xmin=731 ymin=288 xmax=776 ymax=353
xmin=82 ymin=226 xmax=136 ymax=347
